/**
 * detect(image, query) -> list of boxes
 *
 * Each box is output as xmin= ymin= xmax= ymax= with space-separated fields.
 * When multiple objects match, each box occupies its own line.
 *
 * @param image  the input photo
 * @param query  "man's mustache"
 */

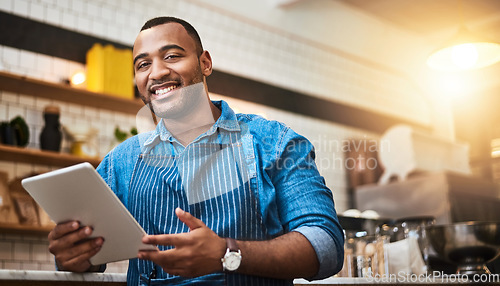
xmin=147 ymin=79 xmax=181 ymax=92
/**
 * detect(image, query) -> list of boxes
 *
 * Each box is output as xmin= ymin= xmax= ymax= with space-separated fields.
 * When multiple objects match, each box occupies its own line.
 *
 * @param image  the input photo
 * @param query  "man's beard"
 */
xmin=149 ymin=81 xmax=207 ymax=119
xmin=143 ymin=63 xmax=206 ymax=119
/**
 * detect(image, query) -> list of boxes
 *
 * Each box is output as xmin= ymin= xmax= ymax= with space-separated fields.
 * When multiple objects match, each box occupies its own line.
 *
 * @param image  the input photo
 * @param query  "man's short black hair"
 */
xmin=140 ymin=16 xmax=203 ymax=56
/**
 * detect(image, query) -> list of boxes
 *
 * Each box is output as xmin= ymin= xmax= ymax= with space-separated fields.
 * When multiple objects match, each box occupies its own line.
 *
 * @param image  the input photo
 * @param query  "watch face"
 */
xmin=224 ymin=252 xmax=241 ymax=271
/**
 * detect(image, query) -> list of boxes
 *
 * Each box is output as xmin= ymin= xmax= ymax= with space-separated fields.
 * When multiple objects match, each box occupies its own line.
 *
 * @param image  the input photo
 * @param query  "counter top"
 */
xmin=294 ymin=277 xmax=468 ymax=285
xmin=0 ymin=270 xmax=126 ymax=286
xmin=1 ymin=270 xmax=497 ymax=285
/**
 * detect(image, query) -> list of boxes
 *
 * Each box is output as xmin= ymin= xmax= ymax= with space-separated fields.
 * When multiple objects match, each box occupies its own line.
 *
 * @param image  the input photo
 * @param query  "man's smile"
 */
xmin=150 ymin=82 xmax=180 ymax=100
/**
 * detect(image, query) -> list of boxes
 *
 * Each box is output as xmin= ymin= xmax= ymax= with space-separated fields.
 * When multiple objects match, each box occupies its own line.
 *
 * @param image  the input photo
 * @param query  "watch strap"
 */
xmin=226 ymin=238 xmax=239 ymax=252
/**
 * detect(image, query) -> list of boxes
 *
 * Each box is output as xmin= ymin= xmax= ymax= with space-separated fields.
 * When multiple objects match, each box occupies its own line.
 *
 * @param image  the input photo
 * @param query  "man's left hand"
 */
xmin=138 ymin=207 xmax=226 ymax=277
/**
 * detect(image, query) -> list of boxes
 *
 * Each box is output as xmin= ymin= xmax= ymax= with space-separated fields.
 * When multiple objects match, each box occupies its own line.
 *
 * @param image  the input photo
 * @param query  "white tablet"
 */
xmin=21 ymin=162 xmax=157 ymax=265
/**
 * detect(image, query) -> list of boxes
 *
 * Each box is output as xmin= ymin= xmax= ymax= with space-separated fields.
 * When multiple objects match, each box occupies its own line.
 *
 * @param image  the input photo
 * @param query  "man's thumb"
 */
xmin=175 ymin=207 xmax=204 ymax=230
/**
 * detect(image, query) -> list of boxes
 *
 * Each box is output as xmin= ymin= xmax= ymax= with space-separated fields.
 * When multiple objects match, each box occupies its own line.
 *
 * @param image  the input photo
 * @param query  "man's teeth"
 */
xmin=155 ymin=85 xmax=178 ymax=95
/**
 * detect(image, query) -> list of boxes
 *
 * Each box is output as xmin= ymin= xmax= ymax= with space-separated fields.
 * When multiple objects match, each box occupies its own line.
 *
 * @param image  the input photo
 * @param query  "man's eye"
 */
xmin=165 ymin=55 xmax=179 ymax=60
xmin=137 ymin=62 xmax=150 ymax=70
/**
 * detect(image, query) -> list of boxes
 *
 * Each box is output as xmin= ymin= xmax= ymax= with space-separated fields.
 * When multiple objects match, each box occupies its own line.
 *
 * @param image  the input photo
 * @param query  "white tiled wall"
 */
xmin=0 ymin=0 xmax=422 ymax=272
xmin=0 ymin=233 xmax=54 ymax=271
xmin=0 ymin=233 xmax=128 ymax=272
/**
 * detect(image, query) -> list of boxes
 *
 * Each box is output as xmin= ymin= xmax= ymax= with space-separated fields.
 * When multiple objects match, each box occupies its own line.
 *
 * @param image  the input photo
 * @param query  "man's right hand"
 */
xmin=48 ymin=221 xmax=104 ymax=272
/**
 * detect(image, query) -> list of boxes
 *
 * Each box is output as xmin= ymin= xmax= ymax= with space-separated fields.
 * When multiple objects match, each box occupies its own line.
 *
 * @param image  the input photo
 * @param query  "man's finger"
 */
xmin=141 ymin=233 xmax=189 ymax=246
xmin=142 ymin=234 xmax=170 ymax=245
xmin=175 ymin=207 xmax=205 ymax=231
xmin=59 ymin=245 xmax=102 ymax=272
xmin=55 ymin=237 xmax=104 ymax=262
xmin=138 ymin=249 xmax=184 ymax=271
xmin=49 ymin=226 xmax=95 ymax=254
xmin=48 ymin=221 xmax=80 ymax=240
xmin=137 ymin=249 xmax=161 ymax=261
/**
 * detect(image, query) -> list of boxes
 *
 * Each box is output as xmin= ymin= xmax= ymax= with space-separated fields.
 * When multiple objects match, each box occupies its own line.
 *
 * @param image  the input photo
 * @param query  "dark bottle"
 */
xmin=40 ymin=105 xmax=62 ymax=151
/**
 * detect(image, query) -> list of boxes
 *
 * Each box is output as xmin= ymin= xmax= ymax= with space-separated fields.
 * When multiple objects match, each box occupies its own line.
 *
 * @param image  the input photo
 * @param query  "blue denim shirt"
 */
xmin=97 ymin=100 xmax=344 ymax=284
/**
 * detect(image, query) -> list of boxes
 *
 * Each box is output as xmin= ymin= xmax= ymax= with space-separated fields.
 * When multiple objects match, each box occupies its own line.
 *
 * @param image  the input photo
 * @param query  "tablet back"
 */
xmin=22 ymin=162 xmax=156 ymax=265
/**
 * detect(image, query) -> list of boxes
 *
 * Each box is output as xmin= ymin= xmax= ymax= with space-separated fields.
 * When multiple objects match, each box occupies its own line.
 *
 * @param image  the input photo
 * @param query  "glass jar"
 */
xmin=339 ymin=231 xmax=388 ymax=278
xmin=396 ymin=216 xmax=435 ymax=274
xmin=378 ymin=216 xmax=435 ymax=275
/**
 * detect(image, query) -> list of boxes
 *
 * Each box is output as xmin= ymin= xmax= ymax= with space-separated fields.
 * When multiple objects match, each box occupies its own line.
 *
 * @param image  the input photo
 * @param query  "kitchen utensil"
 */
xmin=426 ymin=221 xmax=500 ymax=277
xmin=62 ymin=125 xmax=99 ymax=157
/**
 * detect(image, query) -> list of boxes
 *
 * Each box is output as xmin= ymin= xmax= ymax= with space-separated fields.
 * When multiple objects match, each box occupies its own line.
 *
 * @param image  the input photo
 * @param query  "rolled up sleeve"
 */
xmin=294 ymin=225 xmax=343 ymax=280
xmin=268 ymin=128 xmax=345 ymax=279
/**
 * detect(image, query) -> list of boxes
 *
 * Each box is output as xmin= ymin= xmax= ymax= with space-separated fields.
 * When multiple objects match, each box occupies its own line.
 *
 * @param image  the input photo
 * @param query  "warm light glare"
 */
xmin=442 ymin=77 xmax=461 ymax=94
xmin=71 ymin=71 xmax=86 ymax=86
xmin=451 ymin=43 xmax=478 ymax=69
xmin=428 ymin=42 xmax=500 ymax=71
xmin=432 ymin=72 xmax=481 ymax=99
xmin=491 ymin=150 xmax=500 ymax=158
xmin=491 ymin=139 xmax=500 ymax=158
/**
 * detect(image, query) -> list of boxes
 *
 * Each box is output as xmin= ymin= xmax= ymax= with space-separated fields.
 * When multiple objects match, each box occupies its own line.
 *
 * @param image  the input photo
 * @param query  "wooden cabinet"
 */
xmin=0 ymin=71 xmax=143 ymax=234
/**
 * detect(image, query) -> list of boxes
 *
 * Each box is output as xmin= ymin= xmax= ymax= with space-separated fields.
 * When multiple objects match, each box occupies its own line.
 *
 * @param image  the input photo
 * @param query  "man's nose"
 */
xmin=149 ymin=61 xmax=170 ymax=80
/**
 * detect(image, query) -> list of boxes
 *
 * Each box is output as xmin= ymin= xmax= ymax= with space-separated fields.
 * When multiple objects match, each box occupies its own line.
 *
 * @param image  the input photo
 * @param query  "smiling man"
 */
xmin=133 ymin=18 xmax=219 ymax=145
xmin=48 ymin=17 xmax=344 ymax=285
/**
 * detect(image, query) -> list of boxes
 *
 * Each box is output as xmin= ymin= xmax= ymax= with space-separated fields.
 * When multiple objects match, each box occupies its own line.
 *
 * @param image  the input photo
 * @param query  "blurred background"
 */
xmin=1 ymin=0 xmax=500 ymax=276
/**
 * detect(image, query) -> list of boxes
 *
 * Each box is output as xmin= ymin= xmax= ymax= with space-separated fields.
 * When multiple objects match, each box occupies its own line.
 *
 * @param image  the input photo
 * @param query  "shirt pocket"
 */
xmin=177 ymin=141 xmax=255 ymax=205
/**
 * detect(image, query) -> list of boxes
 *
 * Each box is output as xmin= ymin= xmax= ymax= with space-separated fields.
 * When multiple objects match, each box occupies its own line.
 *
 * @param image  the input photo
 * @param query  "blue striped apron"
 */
xmin=126 ymin=133 xmax=291 ymax=285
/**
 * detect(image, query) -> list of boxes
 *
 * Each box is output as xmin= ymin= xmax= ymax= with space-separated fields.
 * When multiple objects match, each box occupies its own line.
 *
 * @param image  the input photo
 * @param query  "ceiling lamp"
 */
xmin=427 ymin=26 xmax=500 ymax=71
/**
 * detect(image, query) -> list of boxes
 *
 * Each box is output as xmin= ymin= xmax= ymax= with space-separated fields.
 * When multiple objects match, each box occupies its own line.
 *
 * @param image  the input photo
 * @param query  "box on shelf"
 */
xmin=86 ymin=43 xmax=134 ymax=99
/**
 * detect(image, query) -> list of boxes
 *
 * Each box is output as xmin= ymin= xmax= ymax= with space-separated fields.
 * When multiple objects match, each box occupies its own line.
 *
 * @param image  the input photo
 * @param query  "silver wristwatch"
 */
xmin=221 ymin=238 xmax=241 ymax=272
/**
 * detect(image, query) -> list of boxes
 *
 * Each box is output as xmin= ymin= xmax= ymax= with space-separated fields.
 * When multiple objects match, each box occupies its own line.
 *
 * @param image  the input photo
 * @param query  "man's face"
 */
xmin=133 ymin=23 xmax=212 ymax=118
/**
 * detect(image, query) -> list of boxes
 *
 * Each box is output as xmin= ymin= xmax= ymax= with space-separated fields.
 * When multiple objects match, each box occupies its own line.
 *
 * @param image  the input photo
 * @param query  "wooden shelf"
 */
xmin=0 ymin=72 xmax=125 ymax=235
xmin=0 ymin=222 xmax=54 ymax=235
xmin=0 ymin=144 xmax=101 ymax=167
xmin=0 ymin=145 xmax=99 ymax=235
xmin=0 ymin=71 xmax=144 ymax=114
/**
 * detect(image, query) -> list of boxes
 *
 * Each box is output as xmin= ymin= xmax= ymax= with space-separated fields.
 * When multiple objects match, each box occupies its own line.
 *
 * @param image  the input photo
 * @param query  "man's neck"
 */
xmin=163 ymin=100 xmax=221 ymax=146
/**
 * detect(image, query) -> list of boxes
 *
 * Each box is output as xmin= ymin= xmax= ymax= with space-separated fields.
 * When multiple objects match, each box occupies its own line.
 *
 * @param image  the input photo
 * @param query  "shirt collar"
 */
xmin=142 ymin=100 xmax=240 ymax=149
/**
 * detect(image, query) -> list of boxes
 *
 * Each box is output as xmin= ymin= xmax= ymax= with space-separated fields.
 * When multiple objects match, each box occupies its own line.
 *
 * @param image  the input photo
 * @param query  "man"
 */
xmin=48 ymin=17 xmax=344 ymax=285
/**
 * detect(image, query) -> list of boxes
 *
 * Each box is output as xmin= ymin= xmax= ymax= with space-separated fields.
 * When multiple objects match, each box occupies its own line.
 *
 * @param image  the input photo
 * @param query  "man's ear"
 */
xmin=199 ymin=51 xmax=213 ymax=77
